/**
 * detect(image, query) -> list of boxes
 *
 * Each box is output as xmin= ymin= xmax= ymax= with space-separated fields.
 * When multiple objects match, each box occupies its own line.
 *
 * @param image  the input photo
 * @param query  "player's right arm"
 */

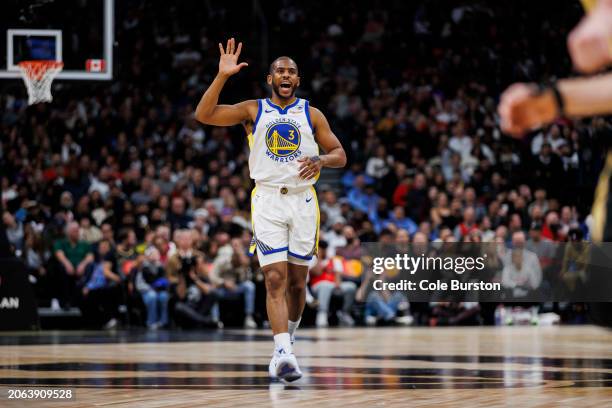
xmin=195 ymin=38 xmax=256 ymax=126
xmin=498 ymin=72 xmax=612 ymax=136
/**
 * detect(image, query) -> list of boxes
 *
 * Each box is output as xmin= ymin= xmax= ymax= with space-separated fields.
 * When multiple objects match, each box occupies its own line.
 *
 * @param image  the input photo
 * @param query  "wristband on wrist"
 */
xmin=550 ymin=82 xmax=565 ymax=117
xmin=536 ymin=82 xmax=565 ymax=118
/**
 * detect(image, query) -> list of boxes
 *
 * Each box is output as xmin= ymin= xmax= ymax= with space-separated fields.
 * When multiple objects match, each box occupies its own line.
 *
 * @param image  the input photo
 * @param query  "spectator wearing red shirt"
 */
xmin=454 ymin=206 xmax=479 ymax=239
xmin=309 ymin=241 xmax=357 ymax=327
xmin=542 ymin=211 xmax=565 ymax=242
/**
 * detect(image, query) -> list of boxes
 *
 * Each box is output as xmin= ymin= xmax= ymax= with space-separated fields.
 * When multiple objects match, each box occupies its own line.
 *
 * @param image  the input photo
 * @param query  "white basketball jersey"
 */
xmin=248 ymin=98 xmax=319 ymax=187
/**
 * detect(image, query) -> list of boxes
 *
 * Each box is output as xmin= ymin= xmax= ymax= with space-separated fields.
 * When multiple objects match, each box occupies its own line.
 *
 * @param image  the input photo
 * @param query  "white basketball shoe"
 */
xmin=269 ymin=348 xmax=302 ymax=383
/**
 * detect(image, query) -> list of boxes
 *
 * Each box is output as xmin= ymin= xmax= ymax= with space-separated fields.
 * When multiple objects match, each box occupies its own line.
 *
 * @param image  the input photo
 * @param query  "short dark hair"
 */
xmin=269 ymin=56 xmax=298 ymax=74
xmin=117 ymin=228 xmax=133 ymax=243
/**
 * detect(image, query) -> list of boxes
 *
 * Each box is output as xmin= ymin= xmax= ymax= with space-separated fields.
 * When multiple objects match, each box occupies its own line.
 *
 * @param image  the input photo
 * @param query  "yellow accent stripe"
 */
xmin=249 ymin=186 xmax=257 ymax=255
xmin=314 ymin=145 xmax=321 ymax=182
xmin=591 ymin=152 xmax=612 ymax=243
xmin=247 ymin=132 xmax=254 ymax=150
xmin=580 ymin=0 xmax=598 ymax=12
xmin=311 ymin=186 xmax=320 ymax=255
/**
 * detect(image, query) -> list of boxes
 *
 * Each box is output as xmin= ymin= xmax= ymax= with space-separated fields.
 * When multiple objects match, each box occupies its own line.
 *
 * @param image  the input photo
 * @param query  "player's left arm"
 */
xmin=569 ymin=0 xmax=612 ymax=73
xmin=298 ymin=107 xmax=346 ymax=180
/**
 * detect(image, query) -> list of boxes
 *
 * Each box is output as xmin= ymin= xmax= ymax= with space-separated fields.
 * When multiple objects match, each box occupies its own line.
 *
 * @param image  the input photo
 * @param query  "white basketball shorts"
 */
xmin=249 ymin=183 xmax=320 ymax=267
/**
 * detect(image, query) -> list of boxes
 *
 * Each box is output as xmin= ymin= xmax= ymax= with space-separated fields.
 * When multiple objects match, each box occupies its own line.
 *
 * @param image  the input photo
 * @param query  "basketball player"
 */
xmin=195 ymin=38 xmax=346 ymax=382
xmin=498 ymin=0 xmax=612 ymax=242
xmin=498 ymin=0 xmax=612 ymax=325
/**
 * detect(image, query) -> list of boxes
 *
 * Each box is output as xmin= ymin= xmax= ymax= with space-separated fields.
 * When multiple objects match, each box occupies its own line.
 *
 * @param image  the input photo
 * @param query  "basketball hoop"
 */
xmin=17 ymin=60 xmax=63 ymax=105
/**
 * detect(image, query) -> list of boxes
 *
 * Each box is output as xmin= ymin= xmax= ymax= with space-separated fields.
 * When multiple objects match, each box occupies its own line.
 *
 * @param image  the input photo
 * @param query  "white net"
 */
xmin=17 ymin=61 xmax=64 ymax=105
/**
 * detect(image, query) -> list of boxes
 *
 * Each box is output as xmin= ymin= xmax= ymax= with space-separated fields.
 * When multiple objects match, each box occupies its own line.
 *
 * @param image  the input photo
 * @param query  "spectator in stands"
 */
xmin=309 ymin=241 xmax=357 ymax=327
xmin=430 ymin=192 xmax=452 ymax=230
xmin=2 ymin=211 xmax=23 ymax=252
xmin=79 ymin=216 xmax=102 ymax=244
xmin=560 ymin=228 xmax=589 ymax=293
xmin=322 ymin=217 xmax=347 ymax=257
xmin=115 ymin=228 xmax=139 ymax=271
xmin=542 ymin=211 xmax=564 ymax=242
xmin=501 ymin=231 xmax=543 ymax=296
xmin=191 ymin=208 xmax=210 ymax=236
xmin=81 ymin=239 xmax=122 ymax=329
xmin=559 ymin=206 xmax=576 ymax=237
xmin=356 ymin=230 xmax=418 ymax=326
xmin=533 ymin=143 xmax=565 ymax=198
xmin=168 ymin=197 xmax=192 ymax=231
xmin=383 ymin=206 xmax=418 ymax=236
xmin=356 ymin=266 xmax=412 ymax=326
xmin=23 ymin=226 xmax=47 ymax=302
xmin=210 ymin=236 xmax=257 ymax=328
xmin=405 ymin=173 xmax=429 ymax=221
xmin=153 ymin=225 xmax=176 ymax=266
xmin=366 ymin=145 xmax=393 ymax=180
xmin=526 ymin=222 xmax=557 ymax=272
xmin=348 ymin=175 xmax=379 ymax=213
xmin=134 ymin=247 xmax=170 ymax=329
xmin=100 ymin=223 xmax=116 ymax=246
xmin=454 ymin=206 xmax=479 ymax=240
xmin=320 ymin=188 xmax=342 ymax=228
xmin=528 ymin=189 xmax=549 ymax=215
xmin=131 ymin=178 xmax=154 ymax=206
xmin=156 ymin=165 xmax=176 ymax=195
xmin=168 ymin=230 xmax=218 ymax=328
xmin=53 ymin=221 xmax=94 ymax=308
xmin=336 ymin=225 xmax=362 ymax=260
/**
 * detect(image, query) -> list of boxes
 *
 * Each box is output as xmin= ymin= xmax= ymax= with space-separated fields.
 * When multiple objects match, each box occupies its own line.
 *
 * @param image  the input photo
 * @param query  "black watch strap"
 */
xmin=550 ymin=82 xmax=565 ymax=117
xmin=536 ymin=82 xmax=565 ymax=117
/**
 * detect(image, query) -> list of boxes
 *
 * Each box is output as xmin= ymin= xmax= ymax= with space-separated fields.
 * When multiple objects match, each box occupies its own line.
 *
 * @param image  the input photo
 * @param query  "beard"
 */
xmin=272 ymin=82 xmax=296 ymax=100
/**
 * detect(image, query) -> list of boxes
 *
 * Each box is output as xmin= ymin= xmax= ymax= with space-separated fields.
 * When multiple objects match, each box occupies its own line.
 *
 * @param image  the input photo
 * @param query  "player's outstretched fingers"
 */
xmin=219 ymin=43 xmax=225 ymax=55
xmin=236 ymin=42 xmax=243 ymax=57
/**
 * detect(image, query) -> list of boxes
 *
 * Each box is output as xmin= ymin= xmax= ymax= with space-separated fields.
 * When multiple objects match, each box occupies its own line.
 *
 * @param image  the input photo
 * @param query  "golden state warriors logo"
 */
xmin=266 ymin=122 xmax=301 ymax=157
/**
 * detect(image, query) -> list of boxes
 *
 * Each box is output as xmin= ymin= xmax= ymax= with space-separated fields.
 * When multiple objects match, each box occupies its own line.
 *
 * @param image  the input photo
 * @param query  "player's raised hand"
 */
xmin=567 ymin=0 xmax=612 ymax=74
xmin=498 ymin=83 xmax=557 ymax=137
xmin=218 ymin=38 xmax=248 ymax=77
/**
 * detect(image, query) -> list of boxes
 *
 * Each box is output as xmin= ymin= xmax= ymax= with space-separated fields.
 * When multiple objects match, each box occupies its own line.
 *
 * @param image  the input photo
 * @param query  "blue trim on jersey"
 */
xmin=288 ymin=250 xmax=313 ymax=261
xmin=253 ymin=99 xmax=263 ymax=132
xmin=304 ymin=100 xmax=314 ymax=134
xmin=265 ymin=98 xmax=300 ymax=115
xmin=261 ymin=246 xmax=289 ymax=255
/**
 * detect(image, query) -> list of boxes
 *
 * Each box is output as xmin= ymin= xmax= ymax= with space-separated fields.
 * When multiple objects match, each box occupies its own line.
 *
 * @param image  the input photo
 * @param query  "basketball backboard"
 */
xmin=0 ymin=0 xmax=113 ymax=81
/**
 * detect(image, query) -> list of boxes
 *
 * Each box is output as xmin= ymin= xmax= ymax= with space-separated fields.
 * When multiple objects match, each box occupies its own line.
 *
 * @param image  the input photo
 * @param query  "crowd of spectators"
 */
xmin=1 ymin=0 xmax=609 ymax=328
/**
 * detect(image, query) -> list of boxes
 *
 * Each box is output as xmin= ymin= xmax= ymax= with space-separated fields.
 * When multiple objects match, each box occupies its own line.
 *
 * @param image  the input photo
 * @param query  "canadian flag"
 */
xmin=86 ymin=59 xmax=106 ymax=72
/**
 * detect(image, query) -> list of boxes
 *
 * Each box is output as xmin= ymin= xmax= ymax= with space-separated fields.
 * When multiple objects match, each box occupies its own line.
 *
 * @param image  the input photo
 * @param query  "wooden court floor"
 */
xmin=0 ymin=326 xmax=611 ymax=407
